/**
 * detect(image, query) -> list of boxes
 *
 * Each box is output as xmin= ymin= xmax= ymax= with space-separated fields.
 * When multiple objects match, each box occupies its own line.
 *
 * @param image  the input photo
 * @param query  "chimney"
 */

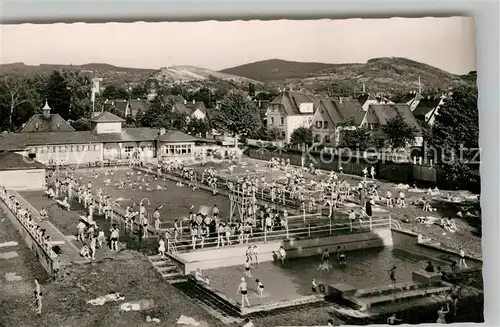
xmin=159 ymin=128 xmax=166 ymax=135
xmin=184 ymin=99 xmax=187 ymax=105
xmin=42 ymin=99 xmax=51 ymax=118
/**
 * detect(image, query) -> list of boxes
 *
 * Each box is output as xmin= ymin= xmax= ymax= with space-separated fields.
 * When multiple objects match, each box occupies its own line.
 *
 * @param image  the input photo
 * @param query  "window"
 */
xmin=316 ymin=121 xmax=323 ymax=129
xmin=280 ymin=117 xmax=284 ymax=125
xmin=270 ymin=117 xmax=275 ymax=125
xmin=324 ymin=135 xmax=331 ymax=143
xmin=324 ymin=121 xmax=329 ymax=129
xmin=83 ymin=145 xmax=88 ymax=151
xmin=125 ymin=146 xmax=134 ymax=153
xmin=314 ymin=134 xmax=320 ymax=143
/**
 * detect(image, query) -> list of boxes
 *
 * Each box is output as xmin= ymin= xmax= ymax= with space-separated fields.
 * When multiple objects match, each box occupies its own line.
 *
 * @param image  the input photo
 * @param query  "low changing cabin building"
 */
xmin=0 ymin=101 xmax=211 ymax=166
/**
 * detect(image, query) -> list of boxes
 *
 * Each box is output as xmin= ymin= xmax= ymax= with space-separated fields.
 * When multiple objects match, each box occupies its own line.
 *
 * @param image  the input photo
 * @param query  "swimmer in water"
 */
xmin=244 ymin=259 xmax=252 ymax=278
xmin=321 ymin=248 xmax=330 ymax=264
xmin=339 ymin=249 xmax=346 ymax=267
xmin=255 ymin=279 xmax=265 ymax=297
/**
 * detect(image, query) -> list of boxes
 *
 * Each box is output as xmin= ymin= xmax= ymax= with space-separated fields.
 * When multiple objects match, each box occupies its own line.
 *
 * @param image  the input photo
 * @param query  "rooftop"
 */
xmin=20 ymin=114 xmax=76 ymax=133
xmin=0 ymin=152 xmax=47 ymax=171
xmin=90 ymin=111 xmax=125 ymax=123
xmin=156 ymin=130 xmax=200 ymax=143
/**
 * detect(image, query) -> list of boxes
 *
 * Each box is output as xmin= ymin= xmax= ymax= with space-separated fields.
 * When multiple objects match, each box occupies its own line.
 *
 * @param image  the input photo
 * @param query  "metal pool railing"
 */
xmin=165 ymin=217 xmax=392 ymax=254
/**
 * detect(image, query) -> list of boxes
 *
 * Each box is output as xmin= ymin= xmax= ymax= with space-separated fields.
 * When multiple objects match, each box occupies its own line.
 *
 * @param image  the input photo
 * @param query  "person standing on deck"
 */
xmin=110 ymin=225 xmax=120 ymax=252
xmin=388 ymin=266 xmax=397 ymax=287
xmin=243 ymin=259 xmax=252 ymax=278
xmin=278 ymin=246 xmax=286 ymax=266
xmin=153 ymin=208 xmax=161 ymax=233
xmin=459 ymin=248 xmax=468 ymax=268
xmin=212 ymin=205 xmax=219 ymax=220
xmin=236 ymin=277 xmax=251 ymax=308
xmin=348 ymin=210 xmax=356 ymax=232
xmin=370 ymin=166 xmax=376 ymax=180
xmin=252 ymin=245 xmax=259 ymax=264
xmin=436 ymin=303 xmax=450 ymax=324
xmin=142 ymin=215 xmax=149 ymax=238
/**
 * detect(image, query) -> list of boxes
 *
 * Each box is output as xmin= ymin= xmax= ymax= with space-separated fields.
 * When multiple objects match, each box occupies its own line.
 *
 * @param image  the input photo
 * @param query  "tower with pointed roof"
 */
xmin=42 ymin=99 xmax=51 ymax=119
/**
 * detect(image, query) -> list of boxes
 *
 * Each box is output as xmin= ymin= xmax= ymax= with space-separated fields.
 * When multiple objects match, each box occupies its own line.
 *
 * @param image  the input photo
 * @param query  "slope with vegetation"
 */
xmin=219 ymin=57 xmax=476 ymax=97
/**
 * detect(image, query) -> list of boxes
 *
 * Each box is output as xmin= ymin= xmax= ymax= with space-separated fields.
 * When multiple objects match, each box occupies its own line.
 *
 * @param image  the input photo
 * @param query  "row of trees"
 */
xmin=0 ymin=70 xmax=96 ymax=131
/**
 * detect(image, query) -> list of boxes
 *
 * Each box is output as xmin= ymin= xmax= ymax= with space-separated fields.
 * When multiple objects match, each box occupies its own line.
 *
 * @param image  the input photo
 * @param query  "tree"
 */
xmin=102 ymin=85 xmax=129 ymax=100
xmin=0 ymin=74 xmax=43 ymax=131
xmin=290 ymin=127 xmax=313 ymax=146
xmin=381 ymin=113 xmax=418 ymax=149
xmin=427 ymin=85 xmax=479 ymax=191
xmin=266 ymin=126 xmax=285 ymax=141
xmin=137 ymin=97 xmax=173 ymax=128
xmin=186 ymin=118 xmax=210 ymax=137
xmin=339 ymin=126 xmax=374 ymax=151
xmin=62 ymin=70 xmax=93 ymax=119
xmin=71 ymin=117 xmax=91 ymax=131
xmin=45 ymin=70 xmax=71 ymax=120
xmin=248 ymin=83 xmax=256 ymax=97
xmin=130 ymin=84 xmax=147 ymax=99
xmin=209 ymin=90 xmax=262 ymax=137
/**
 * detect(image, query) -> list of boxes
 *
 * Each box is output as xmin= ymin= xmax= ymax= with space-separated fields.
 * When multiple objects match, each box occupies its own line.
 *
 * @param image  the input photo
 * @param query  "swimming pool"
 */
xmin=203 ymin=247 xmax=427 ymax=306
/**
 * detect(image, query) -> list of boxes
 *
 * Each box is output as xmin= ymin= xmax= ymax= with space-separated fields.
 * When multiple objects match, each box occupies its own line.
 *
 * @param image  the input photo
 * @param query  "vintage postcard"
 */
xmin=0 ymin=17 xmax=480 ymax=327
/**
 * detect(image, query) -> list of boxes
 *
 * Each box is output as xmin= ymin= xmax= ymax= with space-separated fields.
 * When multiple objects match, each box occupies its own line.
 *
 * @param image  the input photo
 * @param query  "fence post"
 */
xmin=369 ymin=216 xmax=373 ymax=230
xmin=286 ymin=224 xmax=289 ymax=239
xmin=303 ymin=209 xmax=306 ymax=224
xmin=264 ymin=227 xmax=267 ymax=243
xmin=389 ymin=214 xmax=392 ymax=228
xmin=166 ymin=237 xmax=170 ymax=254
xmin=308 ymin=224 xmax=311 ymax=237
xmin=329 ymin=215 xmax=332 ymax=235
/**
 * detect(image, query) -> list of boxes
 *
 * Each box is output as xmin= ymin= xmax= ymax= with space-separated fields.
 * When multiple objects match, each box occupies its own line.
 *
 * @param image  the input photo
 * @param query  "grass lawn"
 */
xmin=1 ymin=249 xmax=343 ymax=327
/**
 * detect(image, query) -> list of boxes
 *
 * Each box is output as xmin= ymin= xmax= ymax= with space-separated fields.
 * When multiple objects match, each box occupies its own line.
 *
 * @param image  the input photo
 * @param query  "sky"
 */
xmin=0 ymin=17 xmax=476 ymax=74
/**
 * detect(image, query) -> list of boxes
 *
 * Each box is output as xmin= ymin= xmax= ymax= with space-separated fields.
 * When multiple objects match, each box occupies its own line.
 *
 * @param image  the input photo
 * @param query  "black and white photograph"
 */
xmin=0 ymin=16 xmax=482 ymax=327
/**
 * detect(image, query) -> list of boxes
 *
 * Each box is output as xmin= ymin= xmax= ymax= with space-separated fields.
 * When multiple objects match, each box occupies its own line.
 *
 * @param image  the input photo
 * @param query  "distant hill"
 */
xmin=151 ymin=65 xmax=259 ymax=84
xmin=220 ymin=58 xmax=351 ymax=81
xmin=221 ymin=57 xmax=475 ymax=95
xmin=0 ymin=62 xmax=258 ymax=86
xmin=0 ymin=62 xmax=156 ymax=75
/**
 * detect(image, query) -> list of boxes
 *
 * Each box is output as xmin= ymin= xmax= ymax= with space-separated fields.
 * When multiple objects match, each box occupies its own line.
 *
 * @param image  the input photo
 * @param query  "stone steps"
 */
xmin=147 ymin=255 xmax=187 ymax=284
xmin=344 ymin=284 xmax=452 ymax=311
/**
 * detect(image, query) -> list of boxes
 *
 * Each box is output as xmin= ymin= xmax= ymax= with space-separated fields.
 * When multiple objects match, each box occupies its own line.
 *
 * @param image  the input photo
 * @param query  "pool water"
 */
xmin=71 ymin=168 xmax=231 ymax=228
xmin=203 ymin=247 xmax=427 ymax=306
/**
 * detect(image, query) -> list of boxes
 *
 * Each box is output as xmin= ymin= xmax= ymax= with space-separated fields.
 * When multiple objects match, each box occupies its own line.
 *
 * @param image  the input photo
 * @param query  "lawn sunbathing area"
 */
xmin=1 ymin=249 xmax=343 ymax=327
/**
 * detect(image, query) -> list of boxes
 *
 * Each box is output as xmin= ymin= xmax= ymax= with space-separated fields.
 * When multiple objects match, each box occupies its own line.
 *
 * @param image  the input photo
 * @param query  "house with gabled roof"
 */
xmin=21 ymin=100 xmax=75 ymax=133
xmin=266 ymin=90 xmax=319 ymax=142
xmin=362 ymin=104 xmax=423 ymax=147
xmin=356 ymin=92 xmax=394 ymax=111
xmin=411 ymin=95 xmax=445 ymax=126
xmin=171 ymin=99 xmax=207 ymax=121
xmin=125 ymin=99 xmax=149 ymax=119
xmin=311 ymin=98 xmax=365 ymax=145
xmin=102 ymin=99 xmax=128 ymax=117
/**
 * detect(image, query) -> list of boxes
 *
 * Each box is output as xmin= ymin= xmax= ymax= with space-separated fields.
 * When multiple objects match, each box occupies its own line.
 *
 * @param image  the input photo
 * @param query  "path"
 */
xmin=0 ymin=209 xmax=49 ymax=323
